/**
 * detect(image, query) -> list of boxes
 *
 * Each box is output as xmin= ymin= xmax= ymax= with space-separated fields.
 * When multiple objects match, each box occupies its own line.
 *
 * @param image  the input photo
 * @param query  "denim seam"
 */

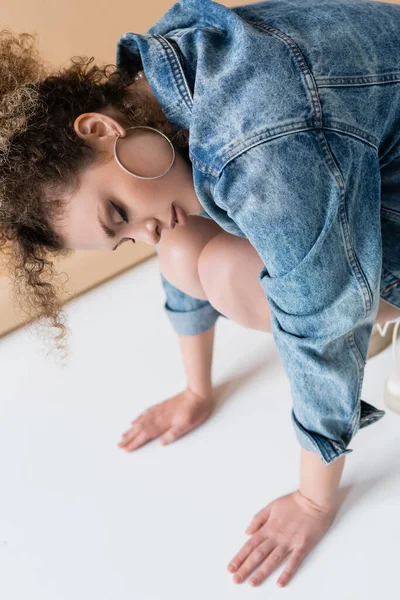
xmin=189 ymin=151 xmax=220 ymax=177
xmin=315 ymin=129 xmax=374 ymax=317
xmin=321 ymin=124 xmax=379 ymax=152
xmin=192 ymin=111 xmax=380 ymax=178
xmin=315 ymin=72 xmax=400 ymax=86
xmin=248 ymin=21 xmax=323 ymax=129
xmin=304 ymin=128 xmax=371 ymax=446
xmin=210 ymin=125 xmax=315 ymax=175
xmin=153 ymin=34 xmax=193 ymax=109
xmin=345 ymin=330 xmax=365 ymax=442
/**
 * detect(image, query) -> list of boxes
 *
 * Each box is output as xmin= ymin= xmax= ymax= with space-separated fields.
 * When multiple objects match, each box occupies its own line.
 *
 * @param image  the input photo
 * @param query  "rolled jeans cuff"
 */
xmin=164 ymin=301 xmax=223 ymax=335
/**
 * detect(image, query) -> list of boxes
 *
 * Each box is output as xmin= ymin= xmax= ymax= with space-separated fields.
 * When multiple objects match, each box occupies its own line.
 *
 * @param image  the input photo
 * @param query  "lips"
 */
xmin=170 ymin=204 xmax=177 ymax=228
xmin=174 ymin=203 xmax=187 ymax=226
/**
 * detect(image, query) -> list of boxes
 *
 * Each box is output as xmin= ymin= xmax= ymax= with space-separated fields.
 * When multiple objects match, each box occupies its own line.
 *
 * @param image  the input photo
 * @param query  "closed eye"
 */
xmin=110 ymin=200 xmax=129 ymax=224
xmin=110 ymin=200 xmax=135 ymax=248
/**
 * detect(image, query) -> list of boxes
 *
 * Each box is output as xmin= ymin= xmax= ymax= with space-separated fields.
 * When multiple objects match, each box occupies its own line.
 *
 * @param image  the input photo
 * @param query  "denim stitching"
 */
xmin=248 ymin=20 xmax=323 ymax=128
xmin=315 ymin=129 xmax=374 ymax=317
xmin=320 ymin=124 xmax=379 ymax=151
xmin=153 ymin=35 xmax=193 ymax=109
xmin=345 ymin=330 xmax=365 ymax=442
xmin=315 ymin=73 xmax=400 ymax=86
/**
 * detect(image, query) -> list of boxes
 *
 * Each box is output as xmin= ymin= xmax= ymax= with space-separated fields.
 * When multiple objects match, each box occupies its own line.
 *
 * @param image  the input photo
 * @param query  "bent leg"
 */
xmin=198 ymin=231 xmax=400 ymax=333
xmin=198 ymin=232 xmax=272 ymax=333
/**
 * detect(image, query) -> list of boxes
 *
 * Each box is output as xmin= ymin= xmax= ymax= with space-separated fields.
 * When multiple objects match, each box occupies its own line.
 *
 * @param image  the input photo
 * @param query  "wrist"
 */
xmin=295 ymin=489 xmax=338 ymax=515
xmin=299 ymin=448 xmax=345 ymax=512
xmin=186 ymin=383 xmax=213 ymax=401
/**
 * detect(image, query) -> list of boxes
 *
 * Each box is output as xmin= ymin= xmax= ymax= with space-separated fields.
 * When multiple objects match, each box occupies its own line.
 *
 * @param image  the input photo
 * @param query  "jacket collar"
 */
xmin=116 ymin=30 xmax=191 ymax=132
xmin=115 ymin=0 xmax=243 ymax=134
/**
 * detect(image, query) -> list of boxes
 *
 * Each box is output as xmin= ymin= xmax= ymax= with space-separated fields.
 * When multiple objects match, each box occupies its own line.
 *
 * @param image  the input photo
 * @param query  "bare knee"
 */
xmin=197 ymin=233 xmax=235 ymax=308
xmin=198 ymin=232 xmax=272 ymax=332
xmin=157 ymin=215 xmax=224 ymax=300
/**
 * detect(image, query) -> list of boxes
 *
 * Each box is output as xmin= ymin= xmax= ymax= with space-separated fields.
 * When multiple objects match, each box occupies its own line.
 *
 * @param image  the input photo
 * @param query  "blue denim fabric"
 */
xmin=116 ymin=0 xmax=400 ymax=464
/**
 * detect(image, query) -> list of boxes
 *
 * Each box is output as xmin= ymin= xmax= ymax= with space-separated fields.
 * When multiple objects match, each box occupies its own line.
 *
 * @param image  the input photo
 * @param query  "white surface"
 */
xmin=0 ymin=254 xmax=399 ymax=599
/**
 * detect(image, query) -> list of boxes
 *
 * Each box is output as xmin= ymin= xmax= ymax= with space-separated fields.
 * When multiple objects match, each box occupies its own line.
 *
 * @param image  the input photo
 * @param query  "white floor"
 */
xmin=0 ymin=254 xmax=399 ymax=599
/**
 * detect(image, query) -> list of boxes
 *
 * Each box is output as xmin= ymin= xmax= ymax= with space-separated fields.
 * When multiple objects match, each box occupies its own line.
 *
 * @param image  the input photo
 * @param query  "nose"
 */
xmin=144 ymin=219 xmax=162 ymax=245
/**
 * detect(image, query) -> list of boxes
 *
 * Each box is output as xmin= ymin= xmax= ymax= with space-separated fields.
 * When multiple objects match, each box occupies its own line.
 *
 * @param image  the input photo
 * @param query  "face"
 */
xmin=56 ymin=111 xmax=204 ymax=251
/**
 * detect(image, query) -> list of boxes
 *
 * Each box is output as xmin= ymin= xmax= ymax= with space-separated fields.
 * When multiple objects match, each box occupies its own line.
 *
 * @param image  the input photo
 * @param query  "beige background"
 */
xmin=0 ymin=0 xmax=397 ymax=337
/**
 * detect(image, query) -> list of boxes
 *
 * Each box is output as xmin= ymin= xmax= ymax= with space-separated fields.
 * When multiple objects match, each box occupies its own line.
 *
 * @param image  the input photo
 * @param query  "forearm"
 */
xmin=299 ymin=448 xmax=346 ymax=511
xmin=178 ymin=325 xmax=215 ymax=398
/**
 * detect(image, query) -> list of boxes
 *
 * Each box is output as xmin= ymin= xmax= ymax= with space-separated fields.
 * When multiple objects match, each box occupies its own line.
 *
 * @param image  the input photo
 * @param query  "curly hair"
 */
xmin=0 ymin=28 xmax=189 ymax=363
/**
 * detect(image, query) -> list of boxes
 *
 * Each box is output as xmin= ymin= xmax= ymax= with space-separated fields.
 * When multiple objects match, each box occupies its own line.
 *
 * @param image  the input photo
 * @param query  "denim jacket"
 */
xmin=116 ymin=0 xmax=400 ymax=465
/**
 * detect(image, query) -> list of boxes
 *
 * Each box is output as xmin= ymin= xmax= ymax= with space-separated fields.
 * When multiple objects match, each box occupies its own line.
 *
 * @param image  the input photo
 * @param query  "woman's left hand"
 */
xmin=227 ymin=490 xmax=338 ymax=588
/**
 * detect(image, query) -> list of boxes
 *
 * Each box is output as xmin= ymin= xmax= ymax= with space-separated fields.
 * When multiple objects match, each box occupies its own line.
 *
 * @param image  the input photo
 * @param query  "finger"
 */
xmin=160 ymin=426 xmax=187 ymax=445
xmin=232 ymin=538 xmax=275 ymax=584
xmin=120 ymin=423 xmax=140 ymax=439
xmin=130 ymin=415 xmax=145 ymax=425
xmin=248 ymin=545 xmax=291 ymax=587
xmin=245 ymin=504 xmax=271 ymax=534
xmin=130 ymin=404 xmax=159 ymax=423
xmin=277 ymin=548 xmax=307 ymax=588
xmin=124 ymin=430 xmax=153 ymax=452
xmin=227 ymin=533 xmax=263 ymax=573
xmin=118 ymin=424 xmax=140 ymax=446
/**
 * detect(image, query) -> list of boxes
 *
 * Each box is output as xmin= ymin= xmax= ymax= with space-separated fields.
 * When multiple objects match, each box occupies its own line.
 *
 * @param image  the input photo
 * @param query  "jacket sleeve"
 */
xmin=155 ymin=245 xmax=224 ymax=336
xmin=213 ymin=129 xmax=386 ymax=465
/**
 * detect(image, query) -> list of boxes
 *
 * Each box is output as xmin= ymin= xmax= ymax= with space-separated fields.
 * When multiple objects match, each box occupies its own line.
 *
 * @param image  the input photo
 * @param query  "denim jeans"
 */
xmin=118 ymin=0 xmax=400 ymax=464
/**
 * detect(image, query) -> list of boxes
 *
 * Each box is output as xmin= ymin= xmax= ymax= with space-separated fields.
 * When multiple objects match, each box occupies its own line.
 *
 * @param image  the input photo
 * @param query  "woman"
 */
xmin=1 ymin=0 xmax=400 ymax=589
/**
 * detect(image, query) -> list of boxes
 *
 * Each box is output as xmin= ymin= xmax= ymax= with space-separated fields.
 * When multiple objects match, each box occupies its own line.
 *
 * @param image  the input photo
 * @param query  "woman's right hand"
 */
xmin=117 ymin=387 xmax=214 ymax=452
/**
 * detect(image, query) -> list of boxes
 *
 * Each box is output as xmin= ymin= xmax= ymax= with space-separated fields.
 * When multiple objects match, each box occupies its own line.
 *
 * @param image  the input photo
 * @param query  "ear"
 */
xmin=73 ymin=112 xmax=124 ymax=143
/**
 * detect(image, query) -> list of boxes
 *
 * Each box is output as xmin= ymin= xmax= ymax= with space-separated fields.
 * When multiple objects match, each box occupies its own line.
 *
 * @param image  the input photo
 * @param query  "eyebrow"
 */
xmin=97 ymin=201 xmax=120 ymax=251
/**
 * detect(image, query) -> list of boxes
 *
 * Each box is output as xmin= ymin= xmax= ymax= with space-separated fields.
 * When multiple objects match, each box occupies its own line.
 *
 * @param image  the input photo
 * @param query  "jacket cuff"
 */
xmin=291 ymin=399 xmax=386 ymax=465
